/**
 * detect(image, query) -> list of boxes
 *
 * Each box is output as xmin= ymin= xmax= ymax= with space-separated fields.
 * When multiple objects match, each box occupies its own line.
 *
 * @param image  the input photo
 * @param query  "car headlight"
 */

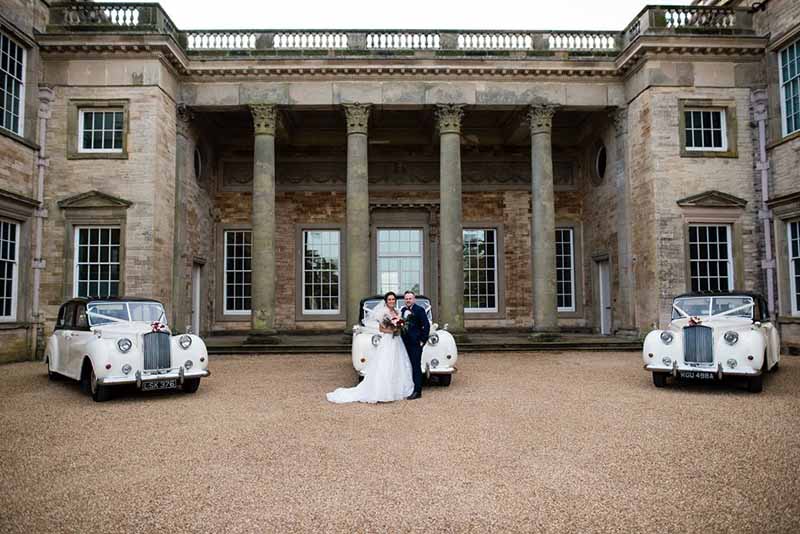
xmin=179 ymin=335 xmax=192 ymax=350
xmin=660 ymin=331 xmax=674 ymax=345
xmin=428 ymin=333 xmax=439 ymax=346
xmin=723 ymin=331 xmax=739 ymax=346
xmin=184 ymin=359 xmax=193 ymax=370
xmin=121 ymin=363 xmax=132 ymax=375
xmin=662 ymin=356 xmax=672 ymax=367
xmin=117 ymin=338 xmax=132 ymax=353
xmin=371 ymin=334 xmax=381 ymax=347
xmin=430 ymin=358 xmax=439 ymax=368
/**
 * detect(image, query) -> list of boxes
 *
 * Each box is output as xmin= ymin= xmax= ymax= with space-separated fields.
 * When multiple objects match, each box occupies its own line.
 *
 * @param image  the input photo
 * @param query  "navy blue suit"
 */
xmin=401 ymin=303 xmax=430 ymax=394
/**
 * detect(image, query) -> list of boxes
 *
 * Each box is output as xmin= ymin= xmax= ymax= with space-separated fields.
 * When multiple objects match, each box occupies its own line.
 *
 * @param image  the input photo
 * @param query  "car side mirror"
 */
xmin=753 ymin=321 xmax=761 ymax=328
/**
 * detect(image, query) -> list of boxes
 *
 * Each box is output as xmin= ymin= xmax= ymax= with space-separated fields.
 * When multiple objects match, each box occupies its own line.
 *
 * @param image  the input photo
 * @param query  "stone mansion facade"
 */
xmin=1 ymin=0 xmax=799 ymax=361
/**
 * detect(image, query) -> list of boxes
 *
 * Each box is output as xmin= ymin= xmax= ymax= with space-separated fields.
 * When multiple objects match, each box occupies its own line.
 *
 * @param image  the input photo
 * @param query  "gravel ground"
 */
xmin=1 ymin=351 xmax=799 ymax=533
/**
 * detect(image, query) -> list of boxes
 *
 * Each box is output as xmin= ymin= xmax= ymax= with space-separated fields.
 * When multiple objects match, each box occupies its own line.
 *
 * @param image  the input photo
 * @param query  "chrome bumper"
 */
xmin=428 ymin=367 xmax=457 ymax=375
xmin=98 ymin=367 xmax=210 ymax=387
xmin=645 ymin=362 xmax=760 ymax=377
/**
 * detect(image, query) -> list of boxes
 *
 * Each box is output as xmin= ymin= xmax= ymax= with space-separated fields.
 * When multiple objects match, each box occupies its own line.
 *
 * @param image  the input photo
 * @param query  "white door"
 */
xmin=376 ymin=228 xmax=424 ymax=295
xmin=598 ymin=260 xmax=612 ymax=335
xmin=191 ymin=263 xmax=202 ymax=334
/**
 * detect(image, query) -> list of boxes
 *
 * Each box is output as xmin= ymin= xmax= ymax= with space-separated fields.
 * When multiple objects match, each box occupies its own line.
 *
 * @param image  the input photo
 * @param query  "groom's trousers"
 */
xmin=405 ymin=341 xmax=423 ymax=393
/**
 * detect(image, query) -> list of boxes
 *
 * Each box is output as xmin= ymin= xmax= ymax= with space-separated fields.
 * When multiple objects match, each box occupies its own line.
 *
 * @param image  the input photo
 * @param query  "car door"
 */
xmin=68 ymin=303 xmax=94 ymax=376
xmin=54 ymin=303 xmax=76 ymax=377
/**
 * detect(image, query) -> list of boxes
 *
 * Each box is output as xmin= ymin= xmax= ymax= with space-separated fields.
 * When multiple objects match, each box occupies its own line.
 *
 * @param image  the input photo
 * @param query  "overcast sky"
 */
xmin=107 ymin=0 xmax=689 ymax=31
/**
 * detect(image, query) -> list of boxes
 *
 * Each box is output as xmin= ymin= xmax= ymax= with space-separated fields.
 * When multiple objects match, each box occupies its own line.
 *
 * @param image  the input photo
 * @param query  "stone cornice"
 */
xmin=36 ymin=33 xmax=769 ymax=80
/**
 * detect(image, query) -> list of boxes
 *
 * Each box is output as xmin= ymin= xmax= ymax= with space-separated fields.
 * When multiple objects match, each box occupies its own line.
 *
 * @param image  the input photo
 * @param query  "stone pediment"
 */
xmin=676 ymin=190 xmax=747 ymax=209
xmin=58 ymin=190 xmax=133 ymax=210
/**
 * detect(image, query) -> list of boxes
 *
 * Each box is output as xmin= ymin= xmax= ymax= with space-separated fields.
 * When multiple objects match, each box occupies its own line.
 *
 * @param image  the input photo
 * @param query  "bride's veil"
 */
xmin=363 ymin=299 xmax=388 ymax=331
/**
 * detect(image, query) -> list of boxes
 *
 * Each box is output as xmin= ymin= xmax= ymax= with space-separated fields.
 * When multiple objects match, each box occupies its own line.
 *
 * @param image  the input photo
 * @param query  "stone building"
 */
xmin=0 ymin=0 xmax=798 ymax=362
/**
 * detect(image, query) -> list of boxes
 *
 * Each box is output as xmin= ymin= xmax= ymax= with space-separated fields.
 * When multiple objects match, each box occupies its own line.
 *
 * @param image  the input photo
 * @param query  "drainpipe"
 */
xmin=32 ymin=86 xmax=54 ymax=359
xmin=752 ymin=89 xmax=775 ymax=317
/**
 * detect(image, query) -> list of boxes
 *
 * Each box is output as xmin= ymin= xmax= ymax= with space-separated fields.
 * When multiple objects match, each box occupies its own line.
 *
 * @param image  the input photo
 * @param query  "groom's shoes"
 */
xmin=406 ymin=391 xmax=422 ymax=400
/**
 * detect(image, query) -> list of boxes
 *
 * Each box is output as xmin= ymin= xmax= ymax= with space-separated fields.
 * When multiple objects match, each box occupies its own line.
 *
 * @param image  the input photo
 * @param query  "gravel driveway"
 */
xmin=1 ymin=352 xmax=798 ymax=533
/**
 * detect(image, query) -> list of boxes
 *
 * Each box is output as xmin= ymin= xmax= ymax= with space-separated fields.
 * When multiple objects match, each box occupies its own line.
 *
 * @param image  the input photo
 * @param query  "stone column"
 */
xmin=344 ymin=104 xmax=371 ymax=330
xmin=249 ymin=104 xmax=278 ymax=339
xmin=528 ymin=105 xmax=559 ymax=333
xmin=436 ymin=104 xmax=465 ymax=334
xmin=172 ymin=103 xmax=193 ymax=332
xmin=611 ymin=107 xmax=637 ymax=334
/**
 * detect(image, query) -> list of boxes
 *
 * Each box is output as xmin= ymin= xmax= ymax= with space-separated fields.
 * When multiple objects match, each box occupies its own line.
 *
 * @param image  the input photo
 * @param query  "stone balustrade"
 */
xmin=46 ymin=2 xmax=756 ymax=57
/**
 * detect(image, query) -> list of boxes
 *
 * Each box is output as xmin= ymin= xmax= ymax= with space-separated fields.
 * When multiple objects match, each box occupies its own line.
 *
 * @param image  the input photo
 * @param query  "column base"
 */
xmin=529 ymin=328 xmax=560 ymax=342
xmin=245 ymin=332 xmax=280 ymax=345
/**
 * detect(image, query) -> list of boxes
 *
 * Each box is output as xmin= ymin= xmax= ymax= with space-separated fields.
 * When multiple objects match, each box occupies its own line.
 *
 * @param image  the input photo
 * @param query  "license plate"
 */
xmin=142 ymin=379 xmax=177 ymax=391
xmin=679 ymin=371 xmax=714 ymax=380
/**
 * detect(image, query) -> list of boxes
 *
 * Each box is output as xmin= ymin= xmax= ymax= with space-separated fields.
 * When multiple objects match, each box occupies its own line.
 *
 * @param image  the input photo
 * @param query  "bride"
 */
xmin=326 ymin=291 xmax=415 ymax=404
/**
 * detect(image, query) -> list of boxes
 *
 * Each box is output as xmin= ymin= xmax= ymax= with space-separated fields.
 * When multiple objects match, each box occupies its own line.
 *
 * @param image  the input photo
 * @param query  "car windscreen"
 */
xmin=672 ymin=296 xmax=753 ymax=320
xmin=87 ymin=302 xmax=166 ymax=326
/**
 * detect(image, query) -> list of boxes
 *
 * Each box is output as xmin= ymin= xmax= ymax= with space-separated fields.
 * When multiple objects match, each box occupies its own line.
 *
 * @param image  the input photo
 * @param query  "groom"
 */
xmin=400 ymin=290 xmax=430 ymax=400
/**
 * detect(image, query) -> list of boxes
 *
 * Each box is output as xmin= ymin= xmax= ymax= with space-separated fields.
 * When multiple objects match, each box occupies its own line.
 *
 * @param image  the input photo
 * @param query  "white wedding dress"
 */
xmin=326 ymin=302 xmax=415 ymax=404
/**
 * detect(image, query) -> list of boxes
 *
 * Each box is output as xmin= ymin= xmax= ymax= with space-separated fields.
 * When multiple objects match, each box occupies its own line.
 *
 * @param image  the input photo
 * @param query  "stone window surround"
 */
xmin=778 ymin=35 xmax=800 ymax=138
xmin=0 ymin=28 xmax=25 ymax=137
xmin=555 ymin=220 xmax=584 ymax=319
xmin=215 ymin=223 xmax=251 ymax=324
xmin=678 ymin=99 xmax=738 ymax=159
xmin=61 ymin=209 xmax=127 ymax=302
xmin=77 ymin=108 xmax=125 ymax=154
xmin=463 ymin=223 xmax=505 ymax=320
xmin=679 ymin=207 xmax=746 ymax=294
xmin=0 ymin=191 xmax=36 ymax=326
xmin=769 ymin=193 xmax=800 ymax=319
xmin=295 ymin=224 xmax=346 ymax=322
xmin=66 ymin=99 xmax=129 ymax=160
xmin=370 ymin=208 xmax=433 ymax=305
xmin=767 ymin=26 xmax=800 ymax=146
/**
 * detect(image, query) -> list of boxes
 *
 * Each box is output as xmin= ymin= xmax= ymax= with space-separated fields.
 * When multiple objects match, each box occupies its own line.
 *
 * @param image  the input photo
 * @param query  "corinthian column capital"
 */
xmin=250 ymin=104 xmax=278 ymax=136
xmin=343 ymin=103 xmax=371 ymax=135
xmin=176 ymin=103 xmax=194 ymax=138
xmin=435 ymin=104 xmax=465 ymax=135
xmin=527 ymin=104 xmax=558 ymax=134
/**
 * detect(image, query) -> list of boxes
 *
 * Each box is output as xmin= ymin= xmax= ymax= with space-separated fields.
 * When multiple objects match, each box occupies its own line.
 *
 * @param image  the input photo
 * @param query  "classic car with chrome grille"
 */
xmin=44 ymin=297 xmax=210 ymax=401
xmin=643 ymin=292 xmax=780 ymax=392
xmin=352 ymin=295 xmax=458 ymax=386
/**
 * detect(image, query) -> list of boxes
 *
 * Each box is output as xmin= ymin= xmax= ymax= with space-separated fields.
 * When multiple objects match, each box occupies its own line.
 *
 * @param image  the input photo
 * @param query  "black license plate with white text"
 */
xmin=142 ymin=379 xmax=177 ymax=391
xmin=679 ymin=371 xmax=714 ymax=380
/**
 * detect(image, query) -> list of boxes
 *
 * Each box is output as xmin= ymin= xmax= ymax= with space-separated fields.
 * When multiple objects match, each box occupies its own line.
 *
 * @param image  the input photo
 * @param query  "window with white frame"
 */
xmin=683 ymin=109 xmax=727 ymax=151
xmin=463 ymin=229 xmax=498 ymax=312
xmin=376 ymin=229 xmax=423 ymax=295
xmin=556 ymin=228 xmax=576 ymax=312
xmin=789 ymin=221 xmax=800 ymax=315
xmin=688 ymin=224 xmax=734 ymax=292
xmin=779 ymin=37 xmax=799 ymax=136
xmin=0 ymin=31 xmax=25 ymax=136
xmin=302 ymin=230 xmax=341 ymax=314
xmin=78 ymin=109 xmax=124 ymax=152
xmin=224 ymin=230 xmax=251 ymax=314
xmin=74 ymin=227 xmax=121 ymax=298
xmin=0 ymin=220 xmax=19 ymax=320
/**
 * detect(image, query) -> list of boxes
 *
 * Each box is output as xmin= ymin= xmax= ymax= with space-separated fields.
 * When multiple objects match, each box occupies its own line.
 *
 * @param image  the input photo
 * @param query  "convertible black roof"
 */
xmin=61 ymin=296 xmax=163 ymax=305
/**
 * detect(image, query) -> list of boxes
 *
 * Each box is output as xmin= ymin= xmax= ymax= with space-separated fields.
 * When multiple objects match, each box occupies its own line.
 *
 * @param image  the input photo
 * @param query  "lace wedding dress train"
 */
xmin=327 ymin=306 xmax=415 ymax=404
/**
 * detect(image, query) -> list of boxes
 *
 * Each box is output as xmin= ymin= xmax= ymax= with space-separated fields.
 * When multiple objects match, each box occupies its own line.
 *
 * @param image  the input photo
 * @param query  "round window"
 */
xmin=193 ymin=147 xmax=203 ymax=179
xmin=593 ymin=143 xmax=607 ymax=184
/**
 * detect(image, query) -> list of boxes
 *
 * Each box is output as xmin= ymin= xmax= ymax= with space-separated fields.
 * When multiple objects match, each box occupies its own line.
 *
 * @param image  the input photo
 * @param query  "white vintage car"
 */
xmin=352 ymin=295 xmax=458 ymax=386
xmin=44 ymin=297 xmax=210 ymax=401
xmin=643 ymin=292 xmax=780 ymax=392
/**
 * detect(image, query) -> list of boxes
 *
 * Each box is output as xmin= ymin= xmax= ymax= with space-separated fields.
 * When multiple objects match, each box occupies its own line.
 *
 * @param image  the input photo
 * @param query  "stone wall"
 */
xmin=39 ymin=84 xmax=177 ymax=333
xmin=0 ymin=135 xmax=35 ymax=199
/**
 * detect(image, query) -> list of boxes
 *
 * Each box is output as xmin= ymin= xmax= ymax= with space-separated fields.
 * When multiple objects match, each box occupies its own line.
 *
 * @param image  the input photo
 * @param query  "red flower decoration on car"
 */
xmin=688 ymin=316 xmax=703 ymax=326
xmin=151 ymin=321 xmax=166 ymax=332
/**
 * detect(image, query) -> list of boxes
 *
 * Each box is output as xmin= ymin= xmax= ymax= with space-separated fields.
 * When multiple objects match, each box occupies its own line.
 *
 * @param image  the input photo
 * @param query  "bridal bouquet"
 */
xmin=382 ymin=315 xmax=406 ymax=337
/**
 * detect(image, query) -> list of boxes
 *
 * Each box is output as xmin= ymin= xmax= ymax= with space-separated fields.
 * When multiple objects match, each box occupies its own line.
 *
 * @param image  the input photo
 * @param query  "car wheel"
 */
xmin=182 ymin=378 xmax=201 ymax=393
xmin=652 ymin=373 xmax=668 ymax=388
xmin=437 ymin=374 xmax=452 ymax=387
xmin=46 ymin=357 xmax=59 ymax=381
xmin=747 ymin=374 xmax=763 ymax=393
xmin=85 ymin=366 xmax=111 ymax=402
